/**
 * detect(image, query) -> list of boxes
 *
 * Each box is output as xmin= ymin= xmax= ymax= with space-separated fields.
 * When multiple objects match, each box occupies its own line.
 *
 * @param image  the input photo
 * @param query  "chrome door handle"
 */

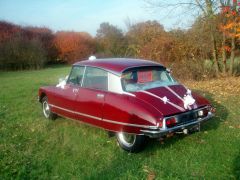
xmin=97 ymin=93 xmax=104 ymax=99
xmin=73 ymin=88 xmax=79 ymax=93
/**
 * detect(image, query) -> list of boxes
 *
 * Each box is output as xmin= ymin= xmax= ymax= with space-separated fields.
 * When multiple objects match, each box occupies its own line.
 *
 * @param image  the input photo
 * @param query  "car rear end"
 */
xmin=140 ymin=105 xmax=215 ymax=138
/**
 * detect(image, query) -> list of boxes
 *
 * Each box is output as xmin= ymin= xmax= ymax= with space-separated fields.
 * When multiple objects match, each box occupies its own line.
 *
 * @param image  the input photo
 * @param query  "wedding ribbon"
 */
xmin=139 ymin=90 xmax=185 ymax=112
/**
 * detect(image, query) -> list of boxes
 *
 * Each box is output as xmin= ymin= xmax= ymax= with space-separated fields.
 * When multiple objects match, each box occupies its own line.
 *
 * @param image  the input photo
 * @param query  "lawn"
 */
xmin=0 ymin=66 xmax=240 ymax=179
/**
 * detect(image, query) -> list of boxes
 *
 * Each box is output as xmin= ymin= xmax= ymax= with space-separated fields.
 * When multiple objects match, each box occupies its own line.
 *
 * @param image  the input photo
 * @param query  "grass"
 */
xmin=0 ymin=66 xmax=240 ymax=179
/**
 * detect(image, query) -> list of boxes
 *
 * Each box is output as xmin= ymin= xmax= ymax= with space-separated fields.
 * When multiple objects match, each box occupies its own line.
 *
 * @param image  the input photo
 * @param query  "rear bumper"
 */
xmin=140 ymin=112 xmax=214 ymax=138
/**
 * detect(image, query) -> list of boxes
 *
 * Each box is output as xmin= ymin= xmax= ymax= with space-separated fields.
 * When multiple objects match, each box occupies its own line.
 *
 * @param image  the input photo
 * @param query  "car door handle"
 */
xmin=97 ymin=93 xmax=104 ymax=99
xmin=73 ymin=88 xmax=79 ymax=93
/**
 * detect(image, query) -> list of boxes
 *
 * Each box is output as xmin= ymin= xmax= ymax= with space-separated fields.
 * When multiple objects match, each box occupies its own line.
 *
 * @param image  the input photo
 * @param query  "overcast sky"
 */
xmin=0 ymin=0 xmax=193 ymax=36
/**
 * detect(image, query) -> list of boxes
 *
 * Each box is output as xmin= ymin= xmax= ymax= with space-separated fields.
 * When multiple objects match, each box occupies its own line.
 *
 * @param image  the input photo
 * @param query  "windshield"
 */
xmin=121 ymin=67 xmax=178 ymax=92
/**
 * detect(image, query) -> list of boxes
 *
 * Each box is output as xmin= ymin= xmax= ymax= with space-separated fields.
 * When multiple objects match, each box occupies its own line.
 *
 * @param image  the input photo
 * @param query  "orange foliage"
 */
xmin=224 ymin=45 xmax=231 ymax=52
xmin=220 ymin=5 xmax=240 ymax=39
xmin=54 ymin=31 xmax=95 ymax=63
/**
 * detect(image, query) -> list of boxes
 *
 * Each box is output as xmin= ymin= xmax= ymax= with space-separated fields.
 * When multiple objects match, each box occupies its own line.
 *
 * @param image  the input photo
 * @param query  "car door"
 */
xmin=50 ymin=65 xmax=85 ymax=119
xmin=74 ymin=67 xmax=108 ymax=126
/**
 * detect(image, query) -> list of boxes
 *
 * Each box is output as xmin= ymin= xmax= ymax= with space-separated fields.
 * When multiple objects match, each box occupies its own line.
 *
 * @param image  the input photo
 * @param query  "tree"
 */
xmin=96 ymin=22 xmax=126 ymax=57
xmin=54 ymin=31 xmax=95 ymax=63
xmin=126 ymin=21 xmax=166 ymax=59
xmin=0 ymin=21 xmax=48 ymax=70
xmin=145 ymin=0 xmax=222 ymax=76
xmin=0 ymin=21 xmax=21 ymax=42
xmin=0 ymin=34 xmax=47 ymax=70
xmin=24 ymin=27 xmax=58 ymax=63
xmin=220 ymin=0 xmax=240 ymax=75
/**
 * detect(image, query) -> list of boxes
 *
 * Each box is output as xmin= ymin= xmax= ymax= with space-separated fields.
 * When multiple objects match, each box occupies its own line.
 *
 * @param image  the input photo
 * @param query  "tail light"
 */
xmin=157 ymin=119 xmax=163 ymax=128
xmin=166 ymin=117 xmax=177 ymax=128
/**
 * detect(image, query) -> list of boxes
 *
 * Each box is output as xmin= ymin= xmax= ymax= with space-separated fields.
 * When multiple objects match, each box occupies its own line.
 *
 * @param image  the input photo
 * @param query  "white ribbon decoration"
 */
xmin=165 ymin=86 xmax=196 ymax=110
xmin=139 ymin=90 xmax=185 ymax=112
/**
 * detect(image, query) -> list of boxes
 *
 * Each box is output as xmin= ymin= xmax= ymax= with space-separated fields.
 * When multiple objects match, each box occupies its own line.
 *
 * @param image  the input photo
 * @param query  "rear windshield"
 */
xmin=121 ymin=67 xmax=178 ymax=92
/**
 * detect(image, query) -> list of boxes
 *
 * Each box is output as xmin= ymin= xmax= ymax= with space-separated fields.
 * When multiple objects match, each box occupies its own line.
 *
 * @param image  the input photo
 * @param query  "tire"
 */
xmin=42 ymin=96 xmax=57 ymax=120
xmin=116 ymin=132 xmax=147 ymax=153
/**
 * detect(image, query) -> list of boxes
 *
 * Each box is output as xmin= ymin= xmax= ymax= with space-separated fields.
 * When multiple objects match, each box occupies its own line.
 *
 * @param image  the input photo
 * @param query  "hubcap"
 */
xmin=118 ymin=132 xmax=136 ymax=147
xmin=43 ymin=101 xmax=50 ymax=118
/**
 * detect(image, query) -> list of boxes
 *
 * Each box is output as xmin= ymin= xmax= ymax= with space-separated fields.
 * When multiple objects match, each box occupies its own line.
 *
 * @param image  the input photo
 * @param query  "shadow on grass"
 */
xmin=233 ymin=148 xmax=240 ymax=179
xmin=144 ymin=90 xmax=229 ymax=152
xmin=86 ymin=90 xmax=229 ymax=179
xmin=193 ymin=90 xmax=228 ymax=131
xmin=234 ymin=151 xmax=240 ymax=179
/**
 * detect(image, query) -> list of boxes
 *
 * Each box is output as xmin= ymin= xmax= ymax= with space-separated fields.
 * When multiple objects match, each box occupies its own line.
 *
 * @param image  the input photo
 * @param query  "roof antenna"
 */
xmin=88 ymin=55 xmax=96 ymax=61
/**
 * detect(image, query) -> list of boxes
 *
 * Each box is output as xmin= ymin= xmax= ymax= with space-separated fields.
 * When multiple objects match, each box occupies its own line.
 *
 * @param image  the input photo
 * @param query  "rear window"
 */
xmin=122 ymin=66 xmax=178 ymax=92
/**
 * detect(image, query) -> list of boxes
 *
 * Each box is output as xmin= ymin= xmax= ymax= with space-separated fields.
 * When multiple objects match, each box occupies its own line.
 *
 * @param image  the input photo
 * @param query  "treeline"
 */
xmin=0 ymin=21 xmax=95 ymax=70
xmin=0 ymin=5 xmax=239 ymax=79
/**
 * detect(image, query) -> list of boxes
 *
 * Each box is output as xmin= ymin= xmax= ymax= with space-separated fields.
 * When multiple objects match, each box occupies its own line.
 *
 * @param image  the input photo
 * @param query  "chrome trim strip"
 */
xmin=122 ymin=91 xmax=136 ymax=97
xmin=49 ymin=104 xmax=101 ymax=120
xmin=101 ymin=118 xmax=151 ymax=128
xmin=80 ymin=66 xmax=87 ymax=87
xmin=49 ymin=104 xmax=156 ymax=129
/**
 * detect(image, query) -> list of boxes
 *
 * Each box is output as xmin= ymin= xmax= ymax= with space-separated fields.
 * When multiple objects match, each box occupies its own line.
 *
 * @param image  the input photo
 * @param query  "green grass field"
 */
xmin=0 ymin=66 xmax=240 ymax=179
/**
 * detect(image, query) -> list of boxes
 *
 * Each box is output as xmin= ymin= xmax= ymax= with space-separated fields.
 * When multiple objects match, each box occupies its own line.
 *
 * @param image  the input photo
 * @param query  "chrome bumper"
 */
xmin=140 ymin=112 xmax=214 ymax=138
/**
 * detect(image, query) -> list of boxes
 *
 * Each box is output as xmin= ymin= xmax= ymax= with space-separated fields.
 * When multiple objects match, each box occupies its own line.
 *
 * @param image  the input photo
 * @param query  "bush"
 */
xmin=170 ymin=59 xmax=215 ymax=81
xmin=0 ymin=34 xmax=47 ymax=70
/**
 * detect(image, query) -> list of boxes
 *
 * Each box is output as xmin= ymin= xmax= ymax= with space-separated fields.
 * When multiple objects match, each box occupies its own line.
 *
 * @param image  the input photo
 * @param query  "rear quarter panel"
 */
xmin=102 ymin=92 xmax=162 ymax=134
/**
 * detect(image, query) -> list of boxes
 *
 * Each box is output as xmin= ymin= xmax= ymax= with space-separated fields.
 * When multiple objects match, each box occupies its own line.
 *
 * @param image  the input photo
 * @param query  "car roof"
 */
xmin=73 ymin=58 xmax=165 ymax=76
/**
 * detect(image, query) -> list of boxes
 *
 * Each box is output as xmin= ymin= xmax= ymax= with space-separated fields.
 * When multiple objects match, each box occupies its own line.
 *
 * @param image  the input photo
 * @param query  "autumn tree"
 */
xmin=145 ymin=0 xmax=223 ymax=76
xmin=54 ymin=31 xmax=95 ymax=63
xmin=96 ymin=22 xmax=127 ymax=57
xmin=0 ymin=21 xmax=47 ymax=70
xmin=220 ymin=0 xmax=240 ymax=75
xmin=25 ymin=27 xmax=58 ymax=63
xmin=126 ymin=21 xmax=167 ymax=60
xmin=0 ymin=21 xmax=21 ymax=42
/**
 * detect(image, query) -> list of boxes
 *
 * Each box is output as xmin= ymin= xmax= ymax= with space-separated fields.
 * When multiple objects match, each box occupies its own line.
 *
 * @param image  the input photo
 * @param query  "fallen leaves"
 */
xmin=184 ymin=77 xmax=240 ymax=98
xmin=236 ymin=125 xmax=240 ymax=129
xmin=143 ymin=165 xmax=156 ymax=180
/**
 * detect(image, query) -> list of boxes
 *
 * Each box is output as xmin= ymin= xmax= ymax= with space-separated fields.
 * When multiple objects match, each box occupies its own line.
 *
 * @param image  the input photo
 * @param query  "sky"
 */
xmin=0 ymin=0 xmax=193 ymax=36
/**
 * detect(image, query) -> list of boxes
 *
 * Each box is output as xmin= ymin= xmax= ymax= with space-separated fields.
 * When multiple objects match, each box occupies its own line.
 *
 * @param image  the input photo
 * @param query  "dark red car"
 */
xmin=38 ymin=58 xmax=214 ymax=152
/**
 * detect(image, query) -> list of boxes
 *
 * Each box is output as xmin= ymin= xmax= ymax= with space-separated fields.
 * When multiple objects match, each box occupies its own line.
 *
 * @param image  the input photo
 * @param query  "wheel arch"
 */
xmin=39 ymin=91 xmax=47 ymax=103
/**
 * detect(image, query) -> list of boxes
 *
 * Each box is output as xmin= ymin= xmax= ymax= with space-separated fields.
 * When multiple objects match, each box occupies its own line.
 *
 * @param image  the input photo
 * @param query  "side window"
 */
xmin=108 ymin=73 xmax=123 ymax=93
xmin=83 ymin=67 xmax=108 ymax=91
xmin=159 ymin=71 xmax=172 ymax=82
xmin=67 ymin=66 xmax=85 ymax=85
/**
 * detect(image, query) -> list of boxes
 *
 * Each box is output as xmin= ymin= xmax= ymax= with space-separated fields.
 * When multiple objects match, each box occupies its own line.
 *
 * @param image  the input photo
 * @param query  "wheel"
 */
xmin=116 ymin=132 xmax=147 ymax=153
xmin=42 ymin=96 xmax=57 ymax=120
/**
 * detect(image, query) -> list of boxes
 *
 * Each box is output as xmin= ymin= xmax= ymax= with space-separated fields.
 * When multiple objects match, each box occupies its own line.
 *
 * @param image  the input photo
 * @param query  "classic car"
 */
xmin=38 ymin=58 xmax=214 ymax=152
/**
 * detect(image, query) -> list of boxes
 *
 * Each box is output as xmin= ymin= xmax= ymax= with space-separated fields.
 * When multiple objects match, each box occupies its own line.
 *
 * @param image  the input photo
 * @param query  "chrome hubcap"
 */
xmin=43 ymin=101 xmax=50 ymax=118
xmin=118 ymin=132 xmax=136 ymax=147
